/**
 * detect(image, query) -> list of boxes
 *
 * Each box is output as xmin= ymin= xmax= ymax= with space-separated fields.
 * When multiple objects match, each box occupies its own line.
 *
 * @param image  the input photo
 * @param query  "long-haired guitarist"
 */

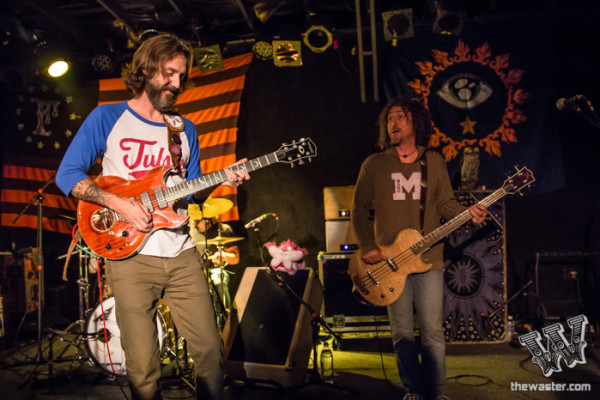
xmin=56 ymin=32 xmax=249 ymax=400
xmin=351 ymin=95 xmax=487 ymax=400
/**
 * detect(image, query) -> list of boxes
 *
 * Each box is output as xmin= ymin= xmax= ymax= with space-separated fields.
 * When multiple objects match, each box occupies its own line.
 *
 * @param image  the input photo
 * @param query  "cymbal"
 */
xmin=206 ymin=236 xmax=244 ymax=245
xmin=188 ymin=198 xmax=234 ymax=220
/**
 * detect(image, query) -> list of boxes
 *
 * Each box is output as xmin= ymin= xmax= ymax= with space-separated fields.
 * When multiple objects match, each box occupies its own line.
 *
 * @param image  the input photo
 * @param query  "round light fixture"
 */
xmin=47 ymin=59 xmax=69 ymax=78
xmin=252 ymin=40 xmax=273 ymax=60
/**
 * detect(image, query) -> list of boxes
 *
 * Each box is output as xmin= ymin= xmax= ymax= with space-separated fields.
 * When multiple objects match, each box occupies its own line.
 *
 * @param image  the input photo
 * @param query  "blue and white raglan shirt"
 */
xmin=56 ymin=101 xmax=202 ymax=258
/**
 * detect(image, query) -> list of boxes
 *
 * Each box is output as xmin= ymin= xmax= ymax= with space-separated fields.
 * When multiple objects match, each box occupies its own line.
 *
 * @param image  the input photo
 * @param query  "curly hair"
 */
xmin=121 ymin=32 xmax=193 ymax=96
xmin=376 ymin=95 xmax=434 ymax=150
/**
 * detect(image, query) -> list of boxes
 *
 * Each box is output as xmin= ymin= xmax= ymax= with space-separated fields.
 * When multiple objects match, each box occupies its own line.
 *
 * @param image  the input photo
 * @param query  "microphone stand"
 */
xmin=569 ymin=96 xmax=600 ymax=131
xmin=12 ymin=173 xmax=55 ymax=386
xmin=265 ymin=267 xmax=355 ymax=395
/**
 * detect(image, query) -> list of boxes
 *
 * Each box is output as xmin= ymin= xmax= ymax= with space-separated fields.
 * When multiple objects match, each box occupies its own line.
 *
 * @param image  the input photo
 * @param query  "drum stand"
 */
xmin=46 ymin=247 xmax=98 ymax=372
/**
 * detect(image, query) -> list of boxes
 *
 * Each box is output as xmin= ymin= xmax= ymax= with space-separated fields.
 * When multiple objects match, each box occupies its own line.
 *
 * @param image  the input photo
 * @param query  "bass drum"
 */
xmin=85 ymin=296 xmax=167 ymax=376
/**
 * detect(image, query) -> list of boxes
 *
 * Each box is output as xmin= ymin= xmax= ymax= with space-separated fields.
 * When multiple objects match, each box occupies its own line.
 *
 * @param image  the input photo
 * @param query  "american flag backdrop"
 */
xmin=1 ymin=53 xmax=253 ymax=234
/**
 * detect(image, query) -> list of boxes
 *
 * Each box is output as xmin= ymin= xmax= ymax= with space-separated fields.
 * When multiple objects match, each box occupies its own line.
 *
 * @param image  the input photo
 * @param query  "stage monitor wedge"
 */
xmin=222 ymin=267 xmax=323 ymax=387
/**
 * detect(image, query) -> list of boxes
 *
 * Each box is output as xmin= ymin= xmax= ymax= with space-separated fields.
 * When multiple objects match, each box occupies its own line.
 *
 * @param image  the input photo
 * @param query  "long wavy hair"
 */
xmin=121 ymin=32 xmax=193 ymax=96
xmin=376 ymin=95 xmax=434 ymax=150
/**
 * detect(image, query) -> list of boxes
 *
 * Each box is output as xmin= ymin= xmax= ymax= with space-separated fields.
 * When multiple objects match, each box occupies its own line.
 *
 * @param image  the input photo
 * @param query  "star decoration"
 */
xmin=69 ymin=113 xmax=81 ymax=120
xmin=54 ymin=141 xmax=61 ymax=150
xmin=460 ymin=116 xmax=477 ymax=134
xmin=18 ymin=123 xmax=24 ymax=131
xmin=65 ymin=129 xmax=73 ymax=137
xmin=37 ymin=141 xmax=44 ymax=149
xmin=65 ymin=96 xmax=73 ymax=103
xmin=18 ymin=95 xmax=24 ymax=102
xmin=26 ymin=136 xmax=32 ymax=143
xmin=15 ymin=108 xmax=21 ymax=116
xmin=41 ymin=85 xmax=49 ymax=92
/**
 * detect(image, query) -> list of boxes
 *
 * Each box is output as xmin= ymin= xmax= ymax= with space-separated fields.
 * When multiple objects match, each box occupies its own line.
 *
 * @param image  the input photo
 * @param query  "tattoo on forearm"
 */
xmin=72 ymin=180 xmax=110 ymax=206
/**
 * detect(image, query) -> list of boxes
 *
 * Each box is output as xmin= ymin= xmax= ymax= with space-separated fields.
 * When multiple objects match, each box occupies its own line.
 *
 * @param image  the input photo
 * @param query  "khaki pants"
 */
xmin=106 ymin=247 xmax=224 ymax=400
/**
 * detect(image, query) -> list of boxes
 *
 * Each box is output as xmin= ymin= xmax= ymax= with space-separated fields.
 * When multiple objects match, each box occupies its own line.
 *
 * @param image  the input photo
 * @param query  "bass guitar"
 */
xmin=77 ymin=138 xmax=317 ymax=260
xmin=348 ymin=166 xmax=535 ymax=307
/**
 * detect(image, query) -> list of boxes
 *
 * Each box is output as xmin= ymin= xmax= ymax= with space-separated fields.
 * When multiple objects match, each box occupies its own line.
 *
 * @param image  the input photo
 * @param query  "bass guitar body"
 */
xmin=77 ymin=166 xmax=188 ymax=260
xmin=348 ymin=228 xmax=432 ymax=307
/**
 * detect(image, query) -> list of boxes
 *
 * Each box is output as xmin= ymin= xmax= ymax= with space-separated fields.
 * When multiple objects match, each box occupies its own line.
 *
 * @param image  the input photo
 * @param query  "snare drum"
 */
xmin=85 ymin=296 xmax=167 ymax=376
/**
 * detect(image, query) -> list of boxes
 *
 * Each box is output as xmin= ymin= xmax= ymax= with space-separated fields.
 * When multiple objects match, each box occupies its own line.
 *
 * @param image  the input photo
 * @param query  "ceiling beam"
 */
xmin=94 ymin=0 xmax=139 ymax=34
xmin=233 ymin=0 xmax=255 ymax=32
xmin=22 ymin=0 xmax=91 ymax=45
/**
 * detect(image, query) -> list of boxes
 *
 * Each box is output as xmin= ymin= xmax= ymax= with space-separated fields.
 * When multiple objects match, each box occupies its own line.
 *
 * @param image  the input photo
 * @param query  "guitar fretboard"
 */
xmin=410 ymin=188 xmax=506 ymax=255
xmin=163 ymin=152 xmax=279 ymax=203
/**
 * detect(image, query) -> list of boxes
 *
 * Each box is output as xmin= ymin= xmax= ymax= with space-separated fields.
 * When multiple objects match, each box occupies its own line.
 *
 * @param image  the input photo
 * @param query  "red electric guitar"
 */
xmin=77 ymin=138 xmax=317 ymax=260
xmin=348 ymin=166 xmax=535 ymax=307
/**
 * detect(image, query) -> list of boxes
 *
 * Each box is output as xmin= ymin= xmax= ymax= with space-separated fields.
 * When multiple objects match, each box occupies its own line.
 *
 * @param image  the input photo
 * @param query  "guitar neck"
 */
xmin=163 ymin=152 xmax=278 ymax=203
xmin=411 ymin=188 xmax=506 ymax=254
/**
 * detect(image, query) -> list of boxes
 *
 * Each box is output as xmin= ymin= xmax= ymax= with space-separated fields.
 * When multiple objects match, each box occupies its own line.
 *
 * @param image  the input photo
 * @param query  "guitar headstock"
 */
xmin=276 ymin=138 xmax=317 ymax=166
xmin=502 ymin=166 xmax=535 ymax=194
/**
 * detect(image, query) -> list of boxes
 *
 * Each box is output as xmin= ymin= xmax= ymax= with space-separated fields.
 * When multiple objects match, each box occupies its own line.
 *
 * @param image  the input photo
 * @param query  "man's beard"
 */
xmin=146 ymin=81 xmax=179 ymax=112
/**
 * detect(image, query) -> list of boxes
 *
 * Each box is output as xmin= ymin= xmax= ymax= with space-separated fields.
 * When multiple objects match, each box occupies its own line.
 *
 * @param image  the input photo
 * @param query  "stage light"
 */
xmin=193 ymin=44 xmax=224 ymax=73
xmin=432 ymin=8 xmax=466 ymax=36
xmin=272 ymin=40 xmax=302 ymax=67
xmin=252 ymin=40 xmax=273 ymax=61
xmin=302 ymin=25 xmax=333 ymax=53
xmin=47 ymin=58 xmax=69 ymax=78
xmin=382 ymin=9 xmax=414 ymax=45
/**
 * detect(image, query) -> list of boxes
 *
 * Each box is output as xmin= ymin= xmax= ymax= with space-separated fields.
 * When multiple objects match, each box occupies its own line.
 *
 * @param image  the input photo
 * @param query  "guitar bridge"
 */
xmin=351 ymin=275 xmax=370 ymax=295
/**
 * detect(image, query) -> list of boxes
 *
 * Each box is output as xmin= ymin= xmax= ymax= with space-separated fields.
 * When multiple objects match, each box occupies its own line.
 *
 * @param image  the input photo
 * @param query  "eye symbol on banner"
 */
xmin=437 ymin=73 xmax=493 ymax=110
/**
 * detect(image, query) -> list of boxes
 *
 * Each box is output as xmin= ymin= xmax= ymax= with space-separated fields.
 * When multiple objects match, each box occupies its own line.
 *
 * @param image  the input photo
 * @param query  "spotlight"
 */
xmin=302 ymin=25 xmax=333 ymax=53
xmin=193 ymin=44 xmax=224 ymax=73
xmin=47 ymin=58 xmax=69 ymax=78
xmin=272 ymin=40 xmax=302 ymax=67
xmin=433 ymin=8 xmax=466 ymax=36
xmin=382 ymin=9 xmax=414 ymax=45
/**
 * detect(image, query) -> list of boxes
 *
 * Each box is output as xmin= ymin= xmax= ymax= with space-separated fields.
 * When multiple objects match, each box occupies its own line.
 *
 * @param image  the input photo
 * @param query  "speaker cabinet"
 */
xmin=442 ymin=190 xmax=507 ymax=343
xmin=318 ymin=252 xmax=389 ymax=332
xmin=222 ymin=267 xmax=323 ymax=387
xmin=534 ymin=252 xmax=597 ymax=323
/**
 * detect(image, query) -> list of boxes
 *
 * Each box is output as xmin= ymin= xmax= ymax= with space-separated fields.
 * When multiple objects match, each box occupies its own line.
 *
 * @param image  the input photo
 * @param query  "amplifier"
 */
xmin=318 ymin=252 xmax=389 ymax=333
xmin=323 ymin=186 xmax=355 ymax=220
xmin=325 ymin=220 xmax=358 ymax=253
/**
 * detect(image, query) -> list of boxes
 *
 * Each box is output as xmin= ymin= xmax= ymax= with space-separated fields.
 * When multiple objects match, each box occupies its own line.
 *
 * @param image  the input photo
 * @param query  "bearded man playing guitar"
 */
xmin=56 ymin=32 xmax=249 ymax=400
xmin=351 ymin=95 xmax=487 ymax=400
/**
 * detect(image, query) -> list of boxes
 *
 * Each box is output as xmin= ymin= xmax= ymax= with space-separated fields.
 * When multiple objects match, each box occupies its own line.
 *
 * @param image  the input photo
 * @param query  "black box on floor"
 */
xmin=317 ymin=252 xmax=389 ymax=333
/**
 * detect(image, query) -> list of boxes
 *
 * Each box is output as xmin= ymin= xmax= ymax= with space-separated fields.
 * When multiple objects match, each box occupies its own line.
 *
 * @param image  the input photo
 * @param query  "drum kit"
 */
xmin=189 ymin=198 xmax=244 ymax=330
xmin=52 ymin=197 xmax=243 ymax=378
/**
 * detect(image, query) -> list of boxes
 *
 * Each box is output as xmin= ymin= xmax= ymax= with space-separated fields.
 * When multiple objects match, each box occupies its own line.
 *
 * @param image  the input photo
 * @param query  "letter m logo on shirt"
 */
xmin=392 ymin=172 xmax=421 ymax=200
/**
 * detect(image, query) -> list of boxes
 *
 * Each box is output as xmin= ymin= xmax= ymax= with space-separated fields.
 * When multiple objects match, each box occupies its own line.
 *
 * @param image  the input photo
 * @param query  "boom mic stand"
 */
xmin=265 ymin=268 xmax=355 ymax=395
xmin=12 ymin=173 xmax=55 ymax=386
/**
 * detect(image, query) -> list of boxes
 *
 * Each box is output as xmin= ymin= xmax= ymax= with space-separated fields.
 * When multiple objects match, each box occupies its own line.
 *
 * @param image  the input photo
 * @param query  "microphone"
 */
xmin=556 ymin=95 xmax=584 ymax=111
xmin=244 ymin=213 xmax=277 ymax=229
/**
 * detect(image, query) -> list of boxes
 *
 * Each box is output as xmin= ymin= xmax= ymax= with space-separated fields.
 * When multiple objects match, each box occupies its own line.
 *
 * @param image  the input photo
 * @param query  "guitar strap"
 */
xmin=419 ymin=150 xmax=429 ymax=233
xmin=163 ymin=111 xmax=185 ymax=173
